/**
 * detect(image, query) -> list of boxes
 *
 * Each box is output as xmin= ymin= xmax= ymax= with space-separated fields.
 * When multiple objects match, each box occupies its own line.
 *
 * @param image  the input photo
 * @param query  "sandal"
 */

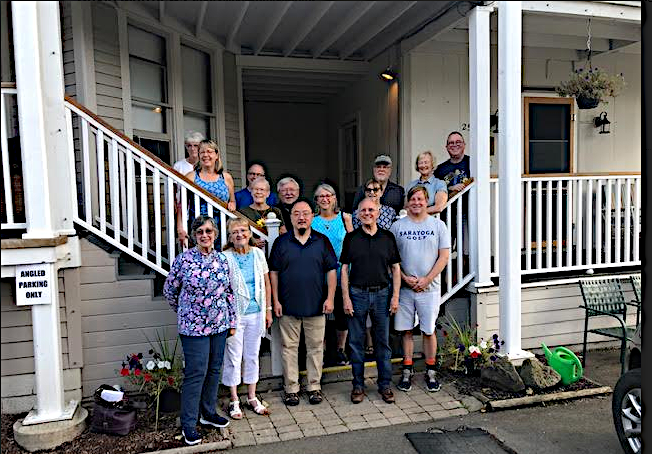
xmin=247 ymin=396 xmax=270 ymax=415
xmin=228 ymin=400 xmax=243 ymax=420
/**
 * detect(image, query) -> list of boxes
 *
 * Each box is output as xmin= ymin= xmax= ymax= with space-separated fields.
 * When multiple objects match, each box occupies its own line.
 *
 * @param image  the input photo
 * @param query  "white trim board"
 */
xmin=521 ymin=1 xmax=641 ymax=23
xmin=236 ymin=55 xmax=369 ymax=74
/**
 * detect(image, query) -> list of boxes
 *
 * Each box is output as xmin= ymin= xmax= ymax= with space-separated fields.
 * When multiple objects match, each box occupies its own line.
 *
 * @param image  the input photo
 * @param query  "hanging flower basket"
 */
xmin=576 ymin=95 xmax=600 ymax=110
xmin=556 ymin=67 xmax=626 ymax=109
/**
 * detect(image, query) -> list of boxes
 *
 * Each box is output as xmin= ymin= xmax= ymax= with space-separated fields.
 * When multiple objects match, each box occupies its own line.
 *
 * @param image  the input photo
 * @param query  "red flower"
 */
xmin=167 ymin=377 xmax=175 ymax=386
xmin=469 ymin=351 xmax=481 ymax=359
xmin=120 ymin=368 xmax=130 ymax=376
xmin=134 ymin=368 xmax=142 ymax=376
xmin=144 ymin=373 xmax=152 ymax=382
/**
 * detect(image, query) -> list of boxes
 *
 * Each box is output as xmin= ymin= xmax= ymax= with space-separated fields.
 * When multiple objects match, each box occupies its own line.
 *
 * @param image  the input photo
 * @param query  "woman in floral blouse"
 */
xmin=163 ymin=215 xmax=238 ymax=446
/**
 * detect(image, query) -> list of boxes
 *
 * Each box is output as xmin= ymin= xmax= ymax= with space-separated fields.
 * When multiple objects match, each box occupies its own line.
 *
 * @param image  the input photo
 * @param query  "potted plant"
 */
xmin=119 ymin=331 xmax=183 ymax=431
xmin=556 ymin=67 xmax=626 ymax=109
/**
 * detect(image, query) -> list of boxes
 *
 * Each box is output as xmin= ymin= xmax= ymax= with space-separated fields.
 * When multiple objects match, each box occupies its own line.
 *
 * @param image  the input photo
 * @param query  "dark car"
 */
xmin=612 ymin=324 xmax=641 ymax=454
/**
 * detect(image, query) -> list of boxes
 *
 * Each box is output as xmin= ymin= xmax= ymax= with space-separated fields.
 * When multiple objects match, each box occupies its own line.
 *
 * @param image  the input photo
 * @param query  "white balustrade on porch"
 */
xmin=489 ymin=174 xmax=641 ymax=276
xmin=63 ymin=98 xmax=271 ymax=275
xmin=1 ymin=85 xmax=26 ymax=230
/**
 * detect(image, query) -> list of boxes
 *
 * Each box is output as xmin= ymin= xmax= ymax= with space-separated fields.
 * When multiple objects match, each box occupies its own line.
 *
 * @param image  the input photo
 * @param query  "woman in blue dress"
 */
xmin=311 ymin=183 xmax=353 ymax=366
xmin=176 ymin=140 xmax=236 ymax=248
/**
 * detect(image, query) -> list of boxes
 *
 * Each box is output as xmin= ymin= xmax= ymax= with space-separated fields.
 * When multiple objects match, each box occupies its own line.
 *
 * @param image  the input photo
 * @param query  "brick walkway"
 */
xmin=224 ymin=376 xmax=478 ymax=448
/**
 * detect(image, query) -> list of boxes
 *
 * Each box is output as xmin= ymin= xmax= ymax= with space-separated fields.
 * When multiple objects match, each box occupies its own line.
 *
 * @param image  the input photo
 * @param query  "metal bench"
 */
xmin=631 ymin=274 xmax=642 ymax=327
xmin=579 ymin=277 xmax=637 ymax=375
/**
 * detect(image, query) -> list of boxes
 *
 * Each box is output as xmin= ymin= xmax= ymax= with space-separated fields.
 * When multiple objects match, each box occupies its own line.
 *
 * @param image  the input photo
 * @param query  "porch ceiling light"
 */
xmin=593 ymin=111 xmax=610 ymax=134
xmin=152 ymin=106 xmax=162 ymax=114
xmin=380 ymin=67 xmax=397 ymax=82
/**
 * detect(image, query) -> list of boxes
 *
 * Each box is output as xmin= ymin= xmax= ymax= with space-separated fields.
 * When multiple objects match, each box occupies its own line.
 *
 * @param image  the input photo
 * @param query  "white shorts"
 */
xmin=394 ymin=287 xmax=440 ymax=335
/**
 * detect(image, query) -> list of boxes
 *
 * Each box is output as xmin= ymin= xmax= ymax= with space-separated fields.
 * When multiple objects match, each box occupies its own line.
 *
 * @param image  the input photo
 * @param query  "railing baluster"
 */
xmin=126 ymin=148 xmax=135 ymax=250
xmin=546 ymin=179 xmax=552 ymax=269
xmin=525 ymin=180 xmax=531 ymax=270
xmin=96 ymin=129 xmax=106 ymax=234
xmin=140 ymin=157 xmax=148 ymax=258
xmin=536 ymin=180 xmax=542 ymax=270
xmin=65 ymin=108 xmax=78 ymax=220
xmin=109 ymin=139 xmax=120 ymax=241
xmin=585 ymin=179 xmax=593 ymax=266
xmin=624 ymin=178 xmax=631 ymax=262
xmin=446 ymin=205 xmax=452 ymax=293
xmin=119 ymin=148 xmax=127 ymax=236
xmin=167 ymin=176 xmax=176 ymax=266
xmin=605 ymin=179 xmax=612 ymax=263
xmin=595 ymin=179 xmax=602 ymax=265
xmin=456 ymin=196 xmax=463 ymax=283
xmin=633 ymin=178 xmax=640 ymax=262
xmin=556 ymin=180 xmax=562 ymax=268
xmin=566 ymin=180 xmax=572 ymax=267
xmin=81 ymin=118 xmax=92 ymax=224
xmin=493 ymin=180 xmax=499 ymax=275
xmin=207 ymin=203 xmax=214 ymax=218
xmin=614 ymin=178 xmax=621 ymax=263
xmin=181 ymin=185 xmax=188 ymax=247
xmin=576 ymin=180 xmax=583 ymax=266
xmin=194 ymin=194 xmax=200 ymax=222
xmin=221 ymin=211 xmax=227 ymax=249
xmin=153 ymin=170 xmax=162 ymax=268
xmin=1 ymin=92 xmax=15 ymax=225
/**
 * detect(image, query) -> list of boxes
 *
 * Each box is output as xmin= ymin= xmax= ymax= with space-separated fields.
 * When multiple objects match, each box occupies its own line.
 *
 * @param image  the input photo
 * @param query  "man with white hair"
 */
xmin=174 ymin=131 xmax=205 ymax=176
xmin=351 ymin=155 xmax=405 ymax=214
xmin=275 ymin=176 xmax=301 ymax=228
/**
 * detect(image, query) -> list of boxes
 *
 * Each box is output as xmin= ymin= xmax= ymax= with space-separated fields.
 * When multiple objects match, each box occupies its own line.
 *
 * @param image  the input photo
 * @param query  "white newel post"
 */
xmin=468 ymin=5 xmax=493 ymax=287
xmin=497 ymin=1 xmax=533 ymax=362
xmin=11 ymin=1 xmax=79 ymax=424
xmin=264 ymin=213 xmax=284 ymax=376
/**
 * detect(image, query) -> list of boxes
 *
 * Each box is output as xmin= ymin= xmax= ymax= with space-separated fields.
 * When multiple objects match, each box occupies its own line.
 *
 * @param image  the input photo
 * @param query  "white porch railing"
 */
xmin=489 ymin=174 xmax=641 ymax=277
xmin=63 ymin=97 xmax=269 ymax=276
xmin=1 ymin=85 xmax=26 ymax=230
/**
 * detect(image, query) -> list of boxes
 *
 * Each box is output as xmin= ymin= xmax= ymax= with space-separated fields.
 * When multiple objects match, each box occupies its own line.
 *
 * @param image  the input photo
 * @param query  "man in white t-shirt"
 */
xmin=390 ymin=185 xmax=450 ymax=393
xmin=173 ymin=131 xmax=205 ymax=176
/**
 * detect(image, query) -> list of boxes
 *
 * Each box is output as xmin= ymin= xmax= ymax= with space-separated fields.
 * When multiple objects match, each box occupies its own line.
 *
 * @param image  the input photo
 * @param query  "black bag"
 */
xmin=90 ymin=385 xmax=137 ymax=436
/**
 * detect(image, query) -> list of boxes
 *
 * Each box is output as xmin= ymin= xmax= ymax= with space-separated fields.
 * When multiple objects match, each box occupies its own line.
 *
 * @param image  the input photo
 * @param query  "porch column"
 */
xmin=12 ymin=1 xmax=76 ymax=239
xmin=497 ymin=1 xmax=533 ymax=361
xmin=468 ymin=5 xmax=494 ymax=287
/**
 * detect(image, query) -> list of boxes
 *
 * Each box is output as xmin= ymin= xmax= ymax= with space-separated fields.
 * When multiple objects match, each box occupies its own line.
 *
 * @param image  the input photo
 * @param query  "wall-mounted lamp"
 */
xmin=594 ymin=111 xmax=610 ymax=134
xmin=490 ymin=110 xmax=498 ymax=133
xmin=380 ymin=67 xmax=397 ymax=82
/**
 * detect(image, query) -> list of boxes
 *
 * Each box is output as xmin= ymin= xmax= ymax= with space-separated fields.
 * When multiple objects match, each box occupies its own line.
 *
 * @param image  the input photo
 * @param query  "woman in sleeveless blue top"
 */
xmin=176 ymin=140 xmax=236 ymax=249
xmin=311 ymin=183 xmax=353 ymax=367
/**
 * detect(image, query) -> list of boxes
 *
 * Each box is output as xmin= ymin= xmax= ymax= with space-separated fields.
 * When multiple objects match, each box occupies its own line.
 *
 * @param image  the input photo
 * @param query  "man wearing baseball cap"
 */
xmin=351 ymin=154 xmax=405 ymax=214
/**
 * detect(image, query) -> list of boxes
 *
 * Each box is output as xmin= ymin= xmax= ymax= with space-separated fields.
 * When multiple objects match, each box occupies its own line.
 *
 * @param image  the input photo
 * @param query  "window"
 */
xmin=524 ymin=97 xmax=574 ymax=174
xmin=181 ymin=45 xmax=213 ymax=141
xmin=128 ymin=25 xmax=171 ymax=163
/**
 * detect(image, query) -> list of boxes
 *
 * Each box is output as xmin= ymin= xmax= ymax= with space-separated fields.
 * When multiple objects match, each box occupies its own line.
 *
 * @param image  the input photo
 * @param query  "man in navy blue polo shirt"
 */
xmin=341 ymin=197 xmax=402 ymax=404
xmin=269 ymin=197 xmax=338 ymax=407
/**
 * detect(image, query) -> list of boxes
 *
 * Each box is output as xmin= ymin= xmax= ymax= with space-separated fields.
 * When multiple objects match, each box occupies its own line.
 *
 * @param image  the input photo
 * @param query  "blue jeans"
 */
xmin=347 ymin=286 xmax=392 ymax=391
xmin=179 ymin=331 xmax=227 ymax=431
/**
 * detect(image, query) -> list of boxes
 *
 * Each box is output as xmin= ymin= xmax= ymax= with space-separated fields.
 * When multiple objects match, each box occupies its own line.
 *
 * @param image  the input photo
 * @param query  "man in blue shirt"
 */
xmin=235 ymin=162 xmax=279 ymax=209
xmin=434 ymin=132 xmax=471 ymax=192
xmin=269 ymin=198 xmax=337 ymax=407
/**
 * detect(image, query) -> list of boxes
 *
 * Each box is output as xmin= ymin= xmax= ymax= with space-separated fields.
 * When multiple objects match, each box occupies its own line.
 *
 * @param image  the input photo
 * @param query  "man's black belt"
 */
xmin=352 ymin=285 xmax=388 ymax=292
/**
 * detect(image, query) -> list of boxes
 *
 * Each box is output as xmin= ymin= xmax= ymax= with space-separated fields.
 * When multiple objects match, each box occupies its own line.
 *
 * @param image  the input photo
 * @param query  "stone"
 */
xmin=480 ymin=357 xmax=526 ymax=393
xmin=519 ymin=358 xmax=562 ymax=390
xmin=13 ymin=406 xmax=88 ymax=453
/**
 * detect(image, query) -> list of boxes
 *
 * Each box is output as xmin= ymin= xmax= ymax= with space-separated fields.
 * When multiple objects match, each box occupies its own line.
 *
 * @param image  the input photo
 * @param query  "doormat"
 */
xmin=406 ymin=427 xmax=518 ymax=454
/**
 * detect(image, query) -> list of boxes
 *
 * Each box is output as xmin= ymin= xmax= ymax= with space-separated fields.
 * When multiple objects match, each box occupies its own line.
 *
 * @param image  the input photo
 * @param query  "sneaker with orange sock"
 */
xmin=397 ymin=359 xmax=413 ymax=392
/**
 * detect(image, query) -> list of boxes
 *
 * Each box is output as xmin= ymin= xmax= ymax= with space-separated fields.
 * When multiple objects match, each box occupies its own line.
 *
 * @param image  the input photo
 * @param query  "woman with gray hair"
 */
xmin=163 ymin=215 xmax=237 ymax=446
xmin=174 ymin=131 xmax=205 ymax=176
xmin=311 ymin=183 xmax=353 ymax=366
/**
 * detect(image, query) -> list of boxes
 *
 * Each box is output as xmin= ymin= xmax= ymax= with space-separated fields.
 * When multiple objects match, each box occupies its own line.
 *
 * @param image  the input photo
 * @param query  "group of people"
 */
xmin=163 ymin=130 xmax=472 ymax=445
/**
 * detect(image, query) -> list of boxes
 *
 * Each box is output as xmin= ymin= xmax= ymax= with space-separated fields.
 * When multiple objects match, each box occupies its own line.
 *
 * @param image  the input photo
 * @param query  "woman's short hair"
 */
xmin=190 ymin=215 xmax=217 ymax=239
xmin=222 ymin=217 xmax=257 ymax=251
xmin=251 ymin=177 xmax=270 ymax=192
xmin=313 ymin=183 xmax=340 ymax=214
xmin=277 ymin=176 xmax=299 ymax=192
xmin=184 ymin=130 xmax=205 ymax=144
xmin=407 ymin=185 xmax=429 ymax=202
xmin=415 ymin=151 xmax=434 ymax=172
xmin=194 ymin=139 xmax=223 ymax=173
xmin=364 ymin=177 xmax=381 ymax=189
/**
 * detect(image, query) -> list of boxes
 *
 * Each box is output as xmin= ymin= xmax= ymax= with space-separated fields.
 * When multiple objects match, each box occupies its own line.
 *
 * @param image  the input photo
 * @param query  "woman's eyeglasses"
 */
xmin=196 ymin=228 xmax=214 ymax=235
xmin=315 ymin=194 xmax=333 ymax=200
xmin=365 ymin=187 xmax=381 ymax=193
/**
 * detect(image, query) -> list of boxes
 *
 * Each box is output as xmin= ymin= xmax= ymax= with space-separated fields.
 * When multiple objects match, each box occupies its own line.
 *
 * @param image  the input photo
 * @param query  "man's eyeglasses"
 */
xmin=447 ymin=140 xmax=464 ymax=146
xmin=365 ymin=187 xmax=381 ymax=193
xmin=248 ymin=172 xmax=265 ymax=177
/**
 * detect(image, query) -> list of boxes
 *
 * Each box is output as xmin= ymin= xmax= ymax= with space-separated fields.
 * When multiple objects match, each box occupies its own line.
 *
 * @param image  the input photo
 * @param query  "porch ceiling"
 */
xmin=126 ymin=1 xmax=462 ymax=61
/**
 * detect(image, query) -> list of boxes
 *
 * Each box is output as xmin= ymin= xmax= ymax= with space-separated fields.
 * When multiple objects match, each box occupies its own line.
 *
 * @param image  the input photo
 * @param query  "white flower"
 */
xmin=146 ymin=360 xmax=156 ymax=370
xmin=157 ymin=361 xmax=166 ymax=369
xmin=480 ymin=341 xmax=487 ymax=349
xmin=468 ymin=345 xmax=480 ymax=354
xmin=163 ymin=361 xmax=171 ymax=370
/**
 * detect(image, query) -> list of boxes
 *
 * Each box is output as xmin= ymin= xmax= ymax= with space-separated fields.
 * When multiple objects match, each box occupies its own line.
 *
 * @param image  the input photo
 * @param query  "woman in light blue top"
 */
xmin=221 ymin=218 xmax=272 ymax=419
xmin=405 ymin=151 xmax=448 ymax=215
xmin=311 ymin=183 xmax=353 ymax=366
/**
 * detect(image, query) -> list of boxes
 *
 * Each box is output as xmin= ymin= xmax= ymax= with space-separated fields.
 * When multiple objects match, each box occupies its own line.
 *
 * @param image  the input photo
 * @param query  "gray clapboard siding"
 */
xmin=82 ymin=325 xmax=179 ymax=350
xmin=80 ymin=280 xmax=153 ymax=300
xmin=60 ymin=2 xmax=76 ymax=96
xmin=222 ymin=51 xmax=242 ymax=187
xmin=83 ymin=310 xmax=176 ymax=333
xmin=1 ymin=369 xmax=81 ymax=398
xmin=1 ymin=341 xmax=69 ymax=361
xmin=1 ymin=308 xmax=67 ymax=327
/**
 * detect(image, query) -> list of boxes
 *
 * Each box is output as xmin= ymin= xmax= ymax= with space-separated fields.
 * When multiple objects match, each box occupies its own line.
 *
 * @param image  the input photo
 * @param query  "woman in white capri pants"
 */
xmin=222 ymin=218 xmax=273 ymax=418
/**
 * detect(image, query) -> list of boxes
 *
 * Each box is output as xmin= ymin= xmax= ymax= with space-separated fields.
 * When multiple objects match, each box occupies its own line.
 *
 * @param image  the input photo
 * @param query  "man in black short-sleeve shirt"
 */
xmin=340 ymin=197 xmax=401 ymax=404
xmin=269 ymin=198 xmax=337 ymax=406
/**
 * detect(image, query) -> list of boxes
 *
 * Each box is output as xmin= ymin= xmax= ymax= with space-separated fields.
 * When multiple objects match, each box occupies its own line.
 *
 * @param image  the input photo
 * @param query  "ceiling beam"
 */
xmin=521 ymin=14 xmax=641 ymax=42
xmin=400 ymin=2 xmax=471 ymax=54
xmin=312 ymin=1 xmax=376 ymax=58
xmin=195 ymin=1 xmax=208 ymax=38
xmin=237 ymin=55 xmax=369 ymax=74
xmin=159 ymin=1 xmax=165 ymax=22
xmin=339 ymin=1 xmax=417 ymax=60
xmin=242 ymin=76 xmax=351 ymax=88
xmin=242 ymin=84 xmax=341 ymax=94
xmin=227 ymin=1 xmax=250 ymax=54
xmin=253 ymin=1 xmax=293 ymax=55
xmin=521 ymin=1 xmax=641 ymax=23
xmin=283 ymin=1 xmax=334 ymax=57
xmin=243 ymin=68 xmax=363 ymax=81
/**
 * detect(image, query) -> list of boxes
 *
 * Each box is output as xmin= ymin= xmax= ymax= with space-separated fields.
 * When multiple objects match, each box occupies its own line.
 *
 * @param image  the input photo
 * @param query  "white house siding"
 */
xmin=0 ymin=272 xmax=83 ymax=414
xmin=472 ymin=279 xmax=638 ymax=353
xmin=223 ymin=51 xmax=243 ymax=188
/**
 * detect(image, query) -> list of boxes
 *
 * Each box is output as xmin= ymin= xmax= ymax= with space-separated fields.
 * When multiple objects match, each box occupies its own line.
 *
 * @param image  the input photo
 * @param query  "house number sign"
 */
xmin=15 ymin=263 xmax=53 ymax=306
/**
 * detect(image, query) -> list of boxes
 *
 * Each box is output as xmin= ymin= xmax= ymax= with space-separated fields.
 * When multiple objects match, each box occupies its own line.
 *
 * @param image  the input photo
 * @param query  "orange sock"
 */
xmin=403 ymin=358 xmax=413 ymax=367
xmin=425 ymin=357 xmax=435 ymax=366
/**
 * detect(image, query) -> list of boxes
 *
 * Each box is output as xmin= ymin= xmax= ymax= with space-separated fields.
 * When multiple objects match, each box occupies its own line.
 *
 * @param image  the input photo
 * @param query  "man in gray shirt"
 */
xmin=390 ymin=186 xmax=450 ymax=392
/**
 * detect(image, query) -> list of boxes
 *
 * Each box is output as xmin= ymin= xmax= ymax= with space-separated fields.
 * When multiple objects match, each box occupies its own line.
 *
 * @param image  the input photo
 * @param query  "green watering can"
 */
xmin=541 ymin=343 xmax=583 ymax=385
